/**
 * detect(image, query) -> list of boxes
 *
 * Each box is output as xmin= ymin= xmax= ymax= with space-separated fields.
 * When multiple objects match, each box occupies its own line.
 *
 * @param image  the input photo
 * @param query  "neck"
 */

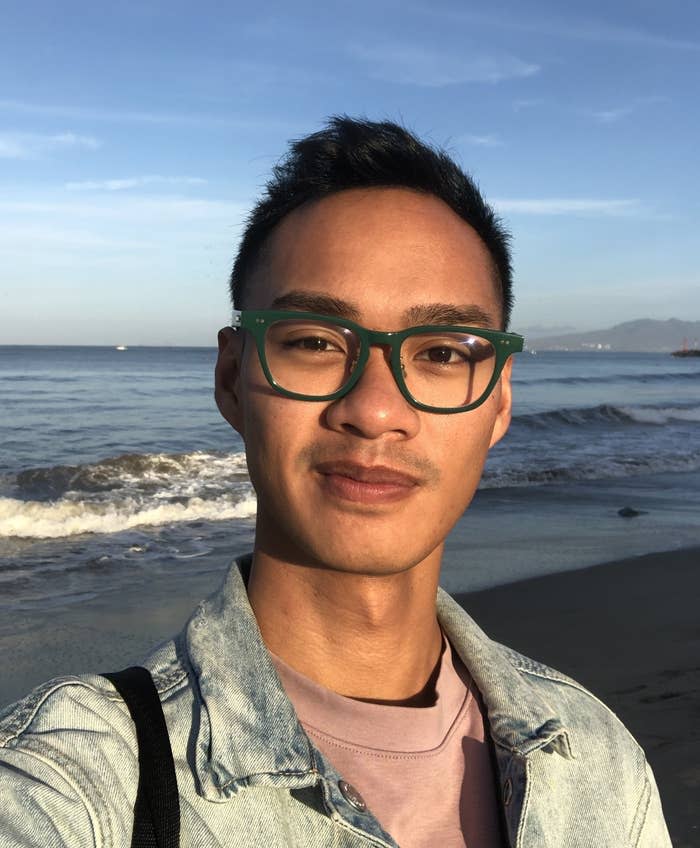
xmin=246 ymin=546 xmax=444 ymax=703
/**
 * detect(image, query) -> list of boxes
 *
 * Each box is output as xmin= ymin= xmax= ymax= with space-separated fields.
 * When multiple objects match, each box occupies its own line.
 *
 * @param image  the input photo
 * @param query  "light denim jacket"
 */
xmin=0 ymin=556 xmax=671 ymax=847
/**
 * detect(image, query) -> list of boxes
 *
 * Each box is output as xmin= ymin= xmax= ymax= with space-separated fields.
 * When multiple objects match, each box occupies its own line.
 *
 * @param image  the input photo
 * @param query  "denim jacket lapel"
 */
xmin=437 ymin=589 xmax=574 ymax=847
xmin=185 ymin=557 xmax=319 ymax=800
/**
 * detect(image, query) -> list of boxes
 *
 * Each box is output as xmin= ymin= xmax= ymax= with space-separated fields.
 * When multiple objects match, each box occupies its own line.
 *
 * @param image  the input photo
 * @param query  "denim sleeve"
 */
xmin=634 ymin=761 xmax=672 ymax=848
xmin=0 ymin=677 xmax=139 ymax=848
xmin=0 ymin=747 xmax=96 ymax=847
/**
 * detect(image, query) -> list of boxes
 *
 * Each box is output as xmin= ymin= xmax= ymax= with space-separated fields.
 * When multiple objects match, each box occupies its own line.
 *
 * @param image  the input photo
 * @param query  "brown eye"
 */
xmin=419 ymin=345 xmax=470 ymax=364
xmin=300 ymin=337 xmax=330 ymax=351
xmin=282 ymin=335 xmax=344 ymax=353
xmin=427 ymin=347 xmax=457 ymax=363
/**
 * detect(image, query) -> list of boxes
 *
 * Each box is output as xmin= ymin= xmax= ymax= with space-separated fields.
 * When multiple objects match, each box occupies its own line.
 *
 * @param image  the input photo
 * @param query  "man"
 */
xmin=0 ymin=117 xmax=670 ymax=846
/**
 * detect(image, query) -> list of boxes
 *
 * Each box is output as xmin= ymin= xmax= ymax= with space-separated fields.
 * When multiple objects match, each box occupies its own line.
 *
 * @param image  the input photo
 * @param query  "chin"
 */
xmin=255 ymin=498 xmax=449 ymax=577
xmin=298 ymin=532 xmax=442 ymax=578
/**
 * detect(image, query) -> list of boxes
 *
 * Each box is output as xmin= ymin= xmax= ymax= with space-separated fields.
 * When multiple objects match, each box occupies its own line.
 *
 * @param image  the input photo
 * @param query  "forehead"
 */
xmin=247 ymin=188 xmax=501 ymax=326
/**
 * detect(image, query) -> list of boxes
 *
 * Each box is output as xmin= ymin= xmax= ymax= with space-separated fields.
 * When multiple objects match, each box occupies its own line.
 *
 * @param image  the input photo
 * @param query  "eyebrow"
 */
xmin=270 ymin=291 xmax=362 ymax=321
xmin=269 ymin=290 xmax=497 ymax=328
xmin=403 ymin=303 xmax=497 ymax=328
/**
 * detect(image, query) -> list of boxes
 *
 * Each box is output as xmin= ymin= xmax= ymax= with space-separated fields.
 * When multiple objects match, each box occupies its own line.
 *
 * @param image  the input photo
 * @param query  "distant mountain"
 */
xmin=529 ymin=318 xmax=700 ymax=353
xmin=519 ymin=324 xmax=577 ymax=338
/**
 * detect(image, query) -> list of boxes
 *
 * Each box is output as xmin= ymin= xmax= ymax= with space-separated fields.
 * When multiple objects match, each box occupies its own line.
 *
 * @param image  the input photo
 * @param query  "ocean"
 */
xmin=1 ymin=345 xmax=699 ymax=613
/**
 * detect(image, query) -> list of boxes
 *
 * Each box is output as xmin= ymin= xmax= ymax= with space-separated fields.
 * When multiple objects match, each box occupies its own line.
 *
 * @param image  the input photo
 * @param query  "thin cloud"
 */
xmin=348 ymin=42 xmax=539 ymax=86
xmin=418 ymin=8 xmax=700 ymax=51
xmin=458 ymin=133 xmax=504 ymax=148
xmin=587 ymin=96 xmax=668 ymax=124
xmin=0 ymin=98 xmax=222 ymax=125
xmin=0 ymin=224 xmax=157 ymax=251
xmin=513 ymin=98 xmax=544 ymax=112
xmin=540 ymin=18 xmax=700 ymax=51
xmin=0 ymin=98 xmax=296 ymax=131
xmin=0 ymin=131 xmax=100 ymax=159
xmin=492 ymin=198 xmax=643 ymax=216
xmin=66 ymin=175 xmax=208 ymax=191
xmin=590 ymin=105 xmax=637 ymax=124
xmin=0 ymin=194 xmax=249 ymax=258
xmin=0 ymin=195 xmax=248 ymax=225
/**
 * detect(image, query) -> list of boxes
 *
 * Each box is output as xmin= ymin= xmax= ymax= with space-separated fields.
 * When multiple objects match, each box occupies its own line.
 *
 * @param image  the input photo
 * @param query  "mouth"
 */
xmin=314 ymin=460 xmax=421 ymax=505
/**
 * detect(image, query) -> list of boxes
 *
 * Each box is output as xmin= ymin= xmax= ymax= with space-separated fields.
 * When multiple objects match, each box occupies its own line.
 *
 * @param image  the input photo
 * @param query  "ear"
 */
xmin=489 ymin=356 xmax=513 ymax=449
xmin=215 ymin=326 xmax=245 ymax=437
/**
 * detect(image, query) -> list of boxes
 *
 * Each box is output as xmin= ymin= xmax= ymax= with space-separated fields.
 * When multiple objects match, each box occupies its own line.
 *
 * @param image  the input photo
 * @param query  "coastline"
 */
xmin=0 ymin=546 xmax=697 ymax=844
xmin=442 ymin=469 xmax=700 ymax=593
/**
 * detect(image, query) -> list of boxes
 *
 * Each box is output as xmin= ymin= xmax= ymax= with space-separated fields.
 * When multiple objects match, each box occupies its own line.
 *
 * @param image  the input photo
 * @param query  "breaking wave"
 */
xmin=0 ymin=450 xmax=256 ymax=539
xmin=513 ymin=402 xmax=700 ymax=429
xmin=11 ymin=450 xmax=250 ymax=500
xmin=0 ymin=492 xmax=257 ymax=539
xmin=481 ymin=451 xmax=700 ymax=489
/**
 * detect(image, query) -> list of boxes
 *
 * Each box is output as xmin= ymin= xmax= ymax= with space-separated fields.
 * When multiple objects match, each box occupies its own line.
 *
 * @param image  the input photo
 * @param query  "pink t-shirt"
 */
xmin=271 ymin=639 xmax=502 ymax=848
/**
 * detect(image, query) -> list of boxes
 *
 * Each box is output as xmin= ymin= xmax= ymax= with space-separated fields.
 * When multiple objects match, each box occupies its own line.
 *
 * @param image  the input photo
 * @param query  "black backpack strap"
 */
xmin=103 ymin=667 xmax=180 ymax=848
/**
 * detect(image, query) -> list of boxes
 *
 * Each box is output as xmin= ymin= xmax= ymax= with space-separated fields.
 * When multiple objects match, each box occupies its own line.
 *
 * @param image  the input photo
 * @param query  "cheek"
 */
xmin=244 ymin=400 xmax=285 ymax=472
xmin=242 ymin=392 xmax=315 ymax=492
xmin=428 ymin=413 xmax=496 ymax=506
xmin=238 ymin=348 xmax=288 ymax=448
xmin=436 ymin=408 xmax=496 ymax=469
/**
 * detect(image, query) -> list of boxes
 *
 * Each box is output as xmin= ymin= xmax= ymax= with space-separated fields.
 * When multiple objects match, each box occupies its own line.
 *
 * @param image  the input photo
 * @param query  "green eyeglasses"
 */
xmin=232 ymin=309 xmax=524 ymax=414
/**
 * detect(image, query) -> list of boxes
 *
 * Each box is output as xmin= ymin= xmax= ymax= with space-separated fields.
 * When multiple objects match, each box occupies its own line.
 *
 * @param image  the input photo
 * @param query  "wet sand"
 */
xmin=456 ymin=547 xmax=699 ymax=848
xmin=1 ymin=547 xmax=697 ymax=845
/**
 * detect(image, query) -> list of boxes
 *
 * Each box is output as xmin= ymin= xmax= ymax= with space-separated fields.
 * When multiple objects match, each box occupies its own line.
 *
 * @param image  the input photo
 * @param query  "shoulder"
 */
xmin=0 ymin=639 xmax=191 ymax=847
xmin=497 ymin=639 xmax=613 ymax=705
xmin=486 ymin=637 xmax=647 ymax=767
xmin=493 ymin=644 xmax=671 ymax=845
xmin=0 ymin=638 xmax=188 ymax=748
xmin=1 ymin=673 xmax=122 ymax=745
xmin=438 ymin=591 xmax=646 ymax=763
xmin=497 ymin=641 xmax=638 ymax=745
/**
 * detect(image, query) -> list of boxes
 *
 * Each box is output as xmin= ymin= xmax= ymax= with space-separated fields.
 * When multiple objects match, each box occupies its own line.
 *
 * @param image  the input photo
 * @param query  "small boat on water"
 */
xmin=115 ymin=345 xmax=128 ymax=351
xmin=671 ymin=338 xmax=700 ymax=357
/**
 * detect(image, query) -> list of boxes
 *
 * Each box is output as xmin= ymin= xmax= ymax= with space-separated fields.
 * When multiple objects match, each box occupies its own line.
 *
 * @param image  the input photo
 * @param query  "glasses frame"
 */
xmin=232 ymin=309 xmax=524 ymax=414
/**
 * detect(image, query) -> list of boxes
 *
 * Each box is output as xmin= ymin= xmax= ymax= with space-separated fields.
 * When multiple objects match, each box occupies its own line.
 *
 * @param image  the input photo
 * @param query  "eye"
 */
xmin=421 ymin=345 xmax=469 ymax=364
xmin=284 ymin=335 xmax=345 ymax=352
xmin=414 ymin=343 xmax=472 ymax=365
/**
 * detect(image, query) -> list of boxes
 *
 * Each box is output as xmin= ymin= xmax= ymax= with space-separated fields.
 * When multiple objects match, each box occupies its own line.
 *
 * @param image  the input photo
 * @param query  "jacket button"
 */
xmin=502 ymin=778 xmax=513 ymax=806
xmin=338 ymin=779 xmax=367 ymax=812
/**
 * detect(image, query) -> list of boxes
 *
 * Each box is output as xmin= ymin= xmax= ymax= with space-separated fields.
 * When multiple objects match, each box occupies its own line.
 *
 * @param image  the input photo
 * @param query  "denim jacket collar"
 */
xmin=436 ymin=590 xmax=574 ymax=760
xmin=186 ymin=557 xmax=319 ymax=800
xmin=186 ymin=557 xmax=572 ymax=801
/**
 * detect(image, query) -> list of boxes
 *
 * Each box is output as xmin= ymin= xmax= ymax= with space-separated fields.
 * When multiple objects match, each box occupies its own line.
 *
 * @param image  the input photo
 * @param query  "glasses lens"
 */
xmin=400 ymin=331 xmax=496 ymax=409
xmin=264 ymin=318 xmax=360 ymax=396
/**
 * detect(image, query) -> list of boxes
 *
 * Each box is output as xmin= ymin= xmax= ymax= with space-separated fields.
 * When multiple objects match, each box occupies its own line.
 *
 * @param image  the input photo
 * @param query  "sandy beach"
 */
xmin=457 ymin=547 xmax=699 ymax=848
xmin=1 ymin=547 xmax=697 ymax=846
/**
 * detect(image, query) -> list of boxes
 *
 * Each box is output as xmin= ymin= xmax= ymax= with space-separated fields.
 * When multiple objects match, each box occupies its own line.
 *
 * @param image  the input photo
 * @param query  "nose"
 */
xmin=324 ymin=346 xmax=420 ymax=440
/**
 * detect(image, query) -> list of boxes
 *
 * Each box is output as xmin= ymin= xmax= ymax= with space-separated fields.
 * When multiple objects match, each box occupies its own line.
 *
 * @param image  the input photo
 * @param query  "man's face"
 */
xmin=216 ymin=188 xmax=513 ymax=576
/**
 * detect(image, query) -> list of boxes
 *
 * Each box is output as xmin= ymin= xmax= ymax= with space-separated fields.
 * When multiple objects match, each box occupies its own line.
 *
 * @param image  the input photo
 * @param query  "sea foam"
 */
xmin=1 ymin=449 xmax=257 ymax=539
xmin=0 ymin=492 xmax=257 ymax=539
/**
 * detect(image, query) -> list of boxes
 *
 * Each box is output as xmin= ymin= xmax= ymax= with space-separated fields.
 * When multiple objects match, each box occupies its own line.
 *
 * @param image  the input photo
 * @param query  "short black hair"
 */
xmin=230 ymin=116 xmax=514 ymax=328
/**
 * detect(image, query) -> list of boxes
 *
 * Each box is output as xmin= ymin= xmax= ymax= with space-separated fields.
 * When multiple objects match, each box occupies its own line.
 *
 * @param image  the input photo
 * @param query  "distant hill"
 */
xmin=529 ymin=318 xmax=700 ymax=353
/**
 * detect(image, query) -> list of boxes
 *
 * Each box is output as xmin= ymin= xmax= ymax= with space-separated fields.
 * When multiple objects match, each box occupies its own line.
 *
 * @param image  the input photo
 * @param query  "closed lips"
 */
xmin=314 ymin=462 xmax=420 ymax=487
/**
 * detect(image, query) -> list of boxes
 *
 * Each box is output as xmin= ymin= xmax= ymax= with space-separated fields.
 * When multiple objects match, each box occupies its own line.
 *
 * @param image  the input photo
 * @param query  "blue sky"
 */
xmin=1 ymin=0 xmax=698 ymax=345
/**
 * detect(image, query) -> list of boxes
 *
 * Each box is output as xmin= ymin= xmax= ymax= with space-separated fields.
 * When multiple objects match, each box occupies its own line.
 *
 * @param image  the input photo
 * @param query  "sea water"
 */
xmin=1 ymin=345 xmax=699 ymax=608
